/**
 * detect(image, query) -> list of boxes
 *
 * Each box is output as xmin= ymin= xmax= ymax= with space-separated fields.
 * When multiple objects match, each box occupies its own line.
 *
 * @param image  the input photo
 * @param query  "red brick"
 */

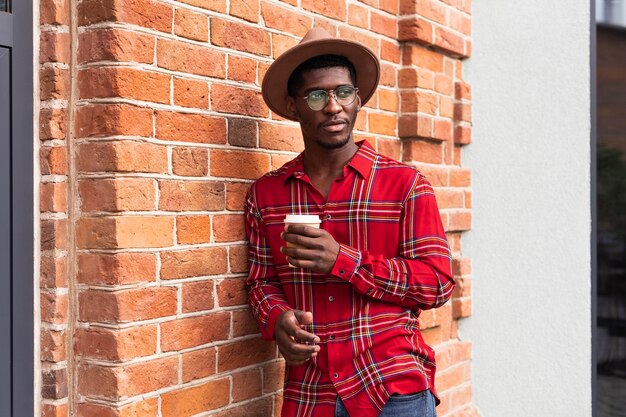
xmin=78 ymin=28 xmax=154 ymax=65
xmin=213 ymin=214 xmax=245 ymax=243
xmin=398 ymin=114 xmax=433 ymax=139
xmin=403 ymin=44 xmax=444 ymax=72
xmin=233 ymin=308 xmax=259 ymax=337
xmin=217 ymin=277 xmax=247 ymax=307
xmin=401 ymin=91 xmax=438 ymax=114
xmin=454 ymin=124 xmax=471 ymax=145
xmin=182 ymin=280 xmax=215 ymax=312
xmin=40 ymin=146 xmax=67 ymax=175
xmin=157 ymin=38 xmax=226 ymax=78
xmin=347 ymin=4 xmax=368 ymax=29
xmin=263 ymin=361 xmax=286 ymax=394
xmin=76 ymin=216 xmax=174 ymax=249
xmin=228 ymin=55 xmax=257 ymax=84
xmin=453 ymin=102 xmax=472 ymax=123
xmin=434 ymin=119 xmax=453 ymax=142
xmin=40 ymin=32 xmax=70 ymax=64
xmin=75 ymin=325 xmax=157 ymax=360
xmin=401 ymin=0 xmax=447 ymax=25
xmin=41 ymin=328 xmax=66 ymax=362
xmin=402 ymin=139 xmax=443 ymax=164
xmin=258 ymin=122 xmax=303 ymax=152
xmin=158 ymin=180 xmax=225 ymax=211
xmin=435 ymin=188 xmax=464 ymax=209
xmin=77 ymin=252 xmax=157 ymax=285
xmin=447 ymin=210 xmax=471 ymax=231
xmin=436 ymin=362 xmax=471 ymax=393
xmin=435 ymin=26 xmax=467 ymax=57
xmin=218 ymin=337 xmax=275 ymax=372
xmin=160 ymin=247 xmax=228 ymax=279
xmin=78 ymin=357 xmax=178 ymax=400
xmin=174 ymin=7 xmax=208 ymax=41
xmin=176 ymin=0 xmax=226 ymax=12
xmin=42 ymin=367 xmax=68 ymax=399
xmin=226 ymin=182 xmax=250 ymax=211
xmin=452 ymin=276 xmax=472 ymax=298
xmin=435 ymin=74 xmax=453 ymax=95
xmin=41 ymin=66 xmax=69 ymax=100
xmin=40 ymin=182 xmax=67 ymax=213
xmin=379 ymin=62 xmax=396 ymax=87
xmin=41 ymin=219 xmax=68 ymax=251
xmin=79 ymin=178 xmax=155 ymax=212
xmin=232 ymin=368 xmax=262 ymax=402
xmin=40 ymin=108 xmax=68 ymax=141
xmin=41 ymin=255 xmax=68 ymax=289
xmin=78 ymin=67 xmax=170 ymax=104
xmin=272 ymin=33 xmax=299 ymax=59
xmin=455 ymin=81 xmax=472 ymax=100
xmin=161 ymin=378 xmax=230 ymax=417
xmin=76 ymin=141 xmax=166 ymax=174
xmin=230 ymin=0 xmax=259 ymax=22
xmin=302 ymin=0 xmax=346 ymax=21
xmin=450 ymin=384 xmax=473 ymax=409
xmin=381 ymin=39 xmax=401 ymax=64
xmin=228 ymin=118 xmax=257 ymax=148
xmin=450 ymin=10 xmax=472 ymax=36
xmin=41 ymin=403 xmax=69 ymax=417
xmin=229 ymin=245 xmax=249 ymax=274
xmin=378 ymin=89 xmax=398 ymax=112
xmin=160 ymin=312 xmax=230 ymax=351
xmin=41 ymin=0 xmax=69 ymax=25
xmin=398 ymin=67 xmax=434 ymax=89
xmin=370 ymin=11 xmax=396 ymax=38
xmin=210 ymin=18 xmax=270 ymax=56
xmin=172 ymin=147 xmax=209 ymax=176
xmin=78 ymin=287 xmax=177 ymax=323
xmin=376 ymin=138 xmax=401 ymax=161
xmin=449 ymin=168 xmax=471 ymax=187
xmin=434 ymin=341 xmax=472 ymax=370
xmin=75 ymin=104 xmax=153 ymax=138
xmin=211 ymin=84 xmax=268 ymax=117
xmin=155 ymin=111 xmax=226 ymax=144
xmin=453 ymin=297 xmax=472 ymax=318
xmin=78 ymin=0 xmax=173 ymax=33
xmin=181 ymin=347 xmax=216 ymax=383
xmin=41 ymin=291 xmax=68 ymax=324
xmin=212 ymin=398 xmax=274 ymax=417
xmin=440 ymin=96 xmax=454 ymax=118
xmin=271 ymin=153 xmax=294 ymax=170
xmin=76 ymin=399 xmax=159 ymax=417
xmin=380 ymin=0 xmax=398 ymax=14
xmin=367 ymin=113 xmax=396 ymax=136
xmin=176 ymin=215 xmax=211 ymax=244
xmin=210 ymin=150 xmax=270 ymax=180
xmin=174 ymin=78 xmax=209 ymax=109
xmin=262 ymin=1 xmax=312 ymax=36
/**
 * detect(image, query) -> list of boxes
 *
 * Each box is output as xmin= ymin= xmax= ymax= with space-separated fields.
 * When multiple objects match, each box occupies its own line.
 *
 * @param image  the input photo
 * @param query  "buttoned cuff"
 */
xmin=331 ymin=244 xmax=361 ymax=282
xmin=265 ymin=304 xmax=293 ymax=341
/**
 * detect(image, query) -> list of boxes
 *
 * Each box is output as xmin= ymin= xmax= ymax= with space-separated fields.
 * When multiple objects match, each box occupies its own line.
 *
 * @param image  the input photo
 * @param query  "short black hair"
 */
xmin=287 ymin=54 xmax=357 ymax=98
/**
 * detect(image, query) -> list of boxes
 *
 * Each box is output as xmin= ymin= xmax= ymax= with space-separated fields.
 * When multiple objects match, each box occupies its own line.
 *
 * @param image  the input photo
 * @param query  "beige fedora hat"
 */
xmin=261 ymin=27 xmax=380 ymax=121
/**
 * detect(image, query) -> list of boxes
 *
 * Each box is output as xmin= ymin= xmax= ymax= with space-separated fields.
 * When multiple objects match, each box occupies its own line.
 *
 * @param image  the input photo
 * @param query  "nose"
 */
xmin=323 ymin=92 xmax=342 ymax=114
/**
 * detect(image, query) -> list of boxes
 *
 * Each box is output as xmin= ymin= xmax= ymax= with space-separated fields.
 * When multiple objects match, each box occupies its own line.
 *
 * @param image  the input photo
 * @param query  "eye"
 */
xmin=336 ymin=86 xmax=355 ymax=99
xmin=307 ymin=90 xmax=327 ymax=102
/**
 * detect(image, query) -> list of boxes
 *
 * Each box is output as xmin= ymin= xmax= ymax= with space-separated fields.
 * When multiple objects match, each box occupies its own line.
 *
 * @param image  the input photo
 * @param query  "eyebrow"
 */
xmin=302 ymin=84 xmax=354 ymax=96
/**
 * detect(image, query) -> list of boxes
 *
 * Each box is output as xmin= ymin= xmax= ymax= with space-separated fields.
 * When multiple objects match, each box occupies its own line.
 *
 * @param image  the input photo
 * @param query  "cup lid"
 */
xmin=284 ymin=214 xmax=321 ymax=223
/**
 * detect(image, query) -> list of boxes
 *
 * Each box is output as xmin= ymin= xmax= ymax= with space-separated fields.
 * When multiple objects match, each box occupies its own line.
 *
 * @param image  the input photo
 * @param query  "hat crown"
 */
xmin=299 ymin=27 xmax=333 ymax=45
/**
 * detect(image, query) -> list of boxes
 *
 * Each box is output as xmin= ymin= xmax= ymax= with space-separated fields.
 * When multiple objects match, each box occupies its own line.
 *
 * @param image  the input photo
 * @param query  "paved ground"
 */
xmin=598 ymin=374 xmax=626 ymax=417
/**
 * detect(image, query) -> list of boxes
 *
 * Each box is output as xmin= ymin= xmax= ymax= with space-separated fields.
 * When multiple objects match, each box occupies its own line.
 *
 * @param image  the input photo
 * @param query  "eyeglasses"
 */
xmin=300 ymin=85 xmax=359 ymax=111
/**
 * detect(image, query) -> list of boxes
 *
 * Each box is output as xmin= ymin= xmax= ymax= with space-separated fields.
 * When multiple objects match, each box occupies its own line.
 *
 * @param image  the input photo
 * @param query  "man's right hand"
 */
xmin=274 ymin=310 xmax=320 ymax=366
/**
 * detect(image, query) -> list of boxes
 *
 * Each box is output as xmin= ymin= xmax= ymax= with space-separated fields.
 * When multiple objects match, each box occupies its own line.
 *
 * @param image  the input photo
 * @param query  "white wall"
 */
xmin=464 ymin=1 xmax=592 ymax=416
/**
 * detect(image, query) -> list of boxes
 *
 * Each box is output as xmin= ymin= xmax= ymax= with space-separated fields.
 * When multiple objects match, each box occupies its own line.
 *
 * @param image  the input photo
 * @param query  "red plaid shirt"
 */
xmin=245 ymin=141 xmax=454 ymax=417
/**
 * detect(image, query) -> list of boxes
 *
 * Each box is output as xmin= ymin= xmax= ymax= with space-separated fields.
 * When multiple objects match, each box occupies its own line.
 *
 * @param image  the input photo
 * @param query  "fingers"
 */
xmin=275 ymin=310 xmax=320 ymax=365
xmin=284 ymin=224 xmax=324 ymax=237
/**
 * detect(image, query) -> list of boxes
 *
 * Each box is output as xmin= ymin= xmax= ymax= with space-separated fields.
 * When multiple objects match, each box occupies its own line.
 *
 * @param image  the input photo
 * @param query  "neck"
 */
xmin=302 ymin=139 xmax=359 ymax=179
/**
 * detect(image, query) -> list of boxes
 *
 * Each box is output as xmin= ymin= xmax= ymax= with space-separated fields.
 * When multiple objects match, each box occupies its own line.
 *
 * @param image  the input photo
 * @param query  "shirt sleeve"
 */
xmin=244 ymin=184 xmax=292 ymax=340
xmin=330 ymin=174 xmax=454 ymax=310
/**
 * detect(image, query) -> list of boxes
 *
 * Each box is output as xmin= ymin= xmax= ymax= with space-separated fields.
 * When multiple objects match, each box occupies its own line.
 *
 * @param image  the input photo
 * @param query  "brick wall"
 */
xmin=37 ymin=0 xmax=476 ymax=416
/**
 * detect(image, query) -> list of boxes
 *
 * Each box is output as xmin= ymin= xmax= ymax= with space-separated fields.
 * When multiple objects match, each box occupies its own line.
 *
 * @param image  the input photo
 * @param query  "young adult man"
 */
xmin=245 ymin=27 xmax=454 ymax=417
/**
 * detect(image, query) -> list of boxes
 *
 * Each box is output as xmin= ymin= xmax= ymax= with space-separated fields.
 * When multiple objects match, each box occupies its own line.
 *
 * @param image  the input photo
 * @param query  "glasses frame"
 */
xmin=300 ymin=85 xmax=359 ymax=111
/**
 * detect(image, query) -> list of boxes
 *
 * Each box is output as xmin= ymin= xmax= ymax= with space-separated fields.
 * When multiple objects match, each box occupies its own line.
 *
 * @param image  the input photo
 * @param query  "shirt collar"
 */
xmin=284 ymin=140 xmax=376 ymax=183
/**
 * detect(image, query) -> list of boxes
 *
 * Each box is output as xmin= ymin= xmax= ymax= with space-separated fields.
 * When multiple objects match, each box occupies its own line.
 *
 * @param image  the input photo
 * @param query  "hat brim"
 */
xmin=262 ymin=39 xmax=380 ymax=121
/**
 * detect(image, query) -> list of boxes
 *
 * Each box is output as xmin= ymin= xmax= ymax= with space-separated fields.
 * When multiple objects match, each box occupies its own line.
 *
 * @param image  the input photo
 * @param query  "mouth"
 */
xmin=320 ymin=119 xmax=348 ymax=133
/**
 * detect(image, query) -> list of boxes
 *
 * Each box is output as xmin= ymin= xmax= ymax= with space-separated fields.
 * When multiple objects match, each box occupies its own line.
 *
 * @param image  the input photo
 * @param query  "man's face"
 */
xmin=287 ymin=66 xmax=361 ymax=150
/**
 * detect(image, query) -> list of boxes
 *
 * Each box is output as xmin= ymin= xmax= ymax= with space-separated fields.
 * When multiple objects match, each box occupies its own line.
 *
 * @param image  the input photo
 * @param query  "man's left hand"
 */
xmin=280 ymin=225 xmax=340 ymax=273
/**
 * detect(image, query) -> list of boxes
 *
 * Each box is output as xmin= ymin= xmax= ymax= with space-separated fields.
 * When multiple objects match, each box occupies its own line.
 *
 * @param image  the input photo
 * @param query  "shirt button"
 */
xmin=329 ymin=334 xmax=335 ymax=340
xmin=339 ymin=269 xmax=345 ymax=275
xmin=325 ymin=214 xmax=332 ymax=220
xmin=333 ymin=372 xmax=339 ymax=379
xmin=366 ymin=289 xmax=373 ymax=294
xmin=328 ymin=295 xmax=334 ymax=302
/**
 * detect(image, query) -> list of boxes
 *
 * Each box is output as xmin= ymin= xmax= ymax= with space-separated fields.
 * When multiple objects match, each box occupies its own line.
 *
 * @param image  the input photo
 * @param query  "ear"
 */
xmin=356 ymin=94 xmax=362 ymax=112
xmin=286 ymin=97 xmax=298 ymax=119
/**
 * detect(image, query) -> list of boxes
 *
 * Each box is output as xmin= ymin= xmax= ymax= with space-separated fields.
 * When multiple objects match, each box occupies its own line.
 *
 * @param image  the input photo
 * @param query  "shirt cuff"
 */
xmin=265 ymin=304 xmax=292 ymax=341
xmin=331 ymin=244 xmax=361 ymax=282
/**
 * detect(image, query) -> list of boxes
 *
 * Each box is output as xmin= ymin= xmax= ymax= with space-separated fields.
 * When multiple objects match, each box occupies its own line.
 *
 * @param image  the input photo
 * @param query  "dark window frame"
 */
xmin=0 ymin=1 xmax=34 ymax=415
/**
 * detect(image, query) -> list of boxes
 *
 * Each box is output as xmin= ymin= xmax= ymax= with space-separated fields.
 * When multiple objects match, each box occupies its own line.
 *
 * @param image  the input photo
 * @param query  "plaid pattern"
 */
xmin=245 ymin=141 xmax=454 ymax=417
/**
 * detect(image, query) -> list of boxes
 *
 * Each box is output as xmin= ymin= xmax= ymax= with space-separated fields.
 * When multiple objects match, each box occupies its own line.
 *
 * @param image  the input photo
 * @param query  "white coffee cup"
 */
xmin=283 ymin=214 xmax=321 ymax=267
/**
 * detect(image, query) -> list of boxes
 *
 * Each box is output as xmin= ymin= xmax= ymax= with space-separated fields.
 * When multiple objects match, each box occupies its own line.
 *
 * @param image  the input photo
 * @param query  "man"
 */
xmin=245 ymin=27 xmax=454 ymax=417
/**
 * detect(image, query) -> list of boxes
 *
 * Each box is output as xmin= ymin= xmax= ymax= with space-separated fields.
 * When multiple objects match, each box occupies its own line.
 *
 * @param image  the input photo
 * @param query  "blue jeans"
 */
xmin=335 ymin=390 xmax=437 ymax=417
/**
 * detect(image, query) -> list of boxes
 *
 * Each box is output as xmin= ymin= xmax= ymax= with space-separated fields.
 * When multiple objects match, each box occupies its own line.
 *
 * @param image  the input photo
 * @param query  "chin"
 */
xmin=319 ymin=135 xmax=352 ymax=149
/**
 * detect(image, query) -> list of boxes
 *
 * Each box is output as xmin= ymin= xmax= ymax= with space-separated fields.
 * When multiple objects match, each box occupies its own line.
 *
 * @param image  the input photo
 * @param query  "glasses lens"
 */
xmin=306 ymin=90 xmax=328 ymax=111
xmin=335 ymin=86 xmax=356 ymax=105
